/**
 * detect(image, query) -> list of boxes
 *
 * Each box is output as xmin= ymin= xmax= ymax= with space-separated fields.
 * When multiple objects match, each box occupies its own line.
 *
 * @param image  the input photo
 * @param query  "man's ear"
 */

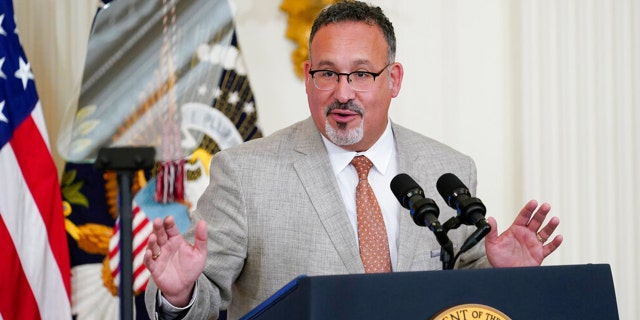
xmin=389 ymin=62 xmax=404 ymax=98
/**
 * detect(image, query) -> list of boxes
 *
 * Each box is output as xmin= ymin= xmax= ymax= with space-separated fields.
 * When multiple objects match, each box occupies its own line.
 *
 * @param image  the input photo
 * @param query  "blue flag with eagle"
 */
xmin=60 ymin=0 xmax=261 ymax=318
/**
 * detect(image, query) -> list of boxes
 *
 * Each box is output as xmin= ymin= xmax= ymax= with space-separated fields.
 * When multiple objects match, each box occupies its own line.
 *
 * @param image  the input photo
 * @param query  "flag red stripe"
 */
xmin=133 ymin=263 xmax=147 ymax=279
xmin=109 ymin=250 xmax=119 ymax=261
xmin=134 ymin=236 xmax=150 ymax=257
xmin=0 ymin=216 xmax=42 ymax=320
xmin=9 ymin=115 xmax=71 ymax=298
xmin=111 ymin=267 xmax=118 ymax=277
xmin=111 ymin=264 xmax=120 ymax=279
xmin=138 ymin=281 xmax=149 ymax=292
xmin=108 ymin=226 xmax=122 ymax=262
xmin=109 ymin=218 xmax=120 ymax=262
xmin=133 ymin=214 xmax=149 ymax=235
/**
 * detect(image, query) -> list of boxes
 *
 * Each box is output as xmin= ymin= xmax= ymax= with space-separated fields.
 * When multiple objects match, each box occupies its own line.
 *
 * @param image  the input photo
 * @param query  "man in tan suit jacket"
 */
xmin=144 ymin=2 xmax=563 ymax=319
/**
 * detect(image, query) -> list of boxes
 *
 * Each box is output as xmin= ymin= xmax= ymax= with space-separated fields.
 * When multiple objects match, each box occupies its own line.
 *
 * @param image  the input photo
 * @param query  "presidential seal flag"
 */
xmin=0 ymin=0 xmax=72 ymax=319
xmin=59 ymin=0 xmax=261 ymax=318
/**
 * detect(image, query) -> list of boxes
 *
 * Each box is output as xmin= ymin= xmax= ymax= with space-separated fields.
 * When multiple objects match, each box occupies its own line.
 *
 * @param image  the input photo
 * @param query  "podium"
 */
xmin=241 ymin=264 xmax=618 ymax=320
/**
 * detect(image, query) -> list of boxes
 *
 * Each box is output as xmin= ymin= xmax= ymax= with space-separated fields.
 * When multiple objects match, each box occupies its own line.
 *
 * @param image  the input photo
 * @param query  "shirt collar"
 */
xmin=322 ymin=120 xmax=395 ymax=176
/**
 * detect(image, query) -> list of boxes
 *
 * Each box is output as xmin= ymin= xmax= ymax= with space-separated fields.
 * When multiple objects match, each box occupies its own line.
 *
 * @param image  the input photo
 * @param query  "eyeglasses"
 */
xmin=308 ymin=64 xmax=391 ymax=92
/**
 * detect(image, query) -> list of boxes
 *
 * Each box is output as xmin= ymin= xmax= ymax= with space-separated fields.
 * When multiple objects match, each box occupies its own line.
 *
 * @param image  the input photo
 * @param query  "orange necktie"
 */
xmin=351 ymin=155 xmax=392 ymax=273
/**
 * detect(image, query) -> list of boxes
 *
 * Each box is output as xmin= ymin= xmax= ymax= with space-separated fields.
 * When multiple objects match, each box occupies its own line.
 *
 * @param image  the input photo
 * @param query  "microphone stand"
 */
xmin=430 ymin=224 xmax=455 ymax=270
xmin=95 ymin=146 xmax=155 ymax=320
xmin=441 ymin=217 xmax=462 ymax=270
xmin=442 ymin=216 xmax=489 ymax=269
xmin=439 ymin=237 xmax=455 ymax=270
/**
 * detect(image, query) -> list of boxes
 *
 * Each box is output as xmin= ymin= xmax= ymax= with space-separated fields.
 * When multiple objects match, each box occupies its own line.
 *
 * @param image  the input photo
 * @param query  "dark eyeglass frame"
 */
xmin=308 ymin=63 xmax=392 ymax=91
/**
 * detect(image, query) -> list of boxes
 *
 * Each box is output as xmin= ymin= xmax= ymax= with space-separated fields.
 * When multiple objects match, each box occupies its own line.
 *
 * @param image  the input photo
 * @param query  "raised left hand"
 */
xmin=485 ymin=200 xmax=563 ymax=267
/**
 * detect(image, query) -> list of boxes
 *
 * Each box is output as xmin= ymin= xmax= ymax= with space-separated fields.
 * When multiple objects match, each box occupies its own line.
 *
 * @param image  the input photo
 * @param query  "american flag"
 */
xmin=0 ymin=0 xmax=71 ymax=319
xmin=108 ymin=202 xmax=153 ymax=294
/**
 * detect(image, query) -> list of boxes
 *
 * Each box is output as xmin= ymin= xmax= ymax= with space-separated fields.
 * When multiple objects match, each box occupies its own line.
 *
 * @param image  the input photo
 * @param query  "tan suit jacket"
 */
xmin=145 ymin=118 xmax=490 ymax=319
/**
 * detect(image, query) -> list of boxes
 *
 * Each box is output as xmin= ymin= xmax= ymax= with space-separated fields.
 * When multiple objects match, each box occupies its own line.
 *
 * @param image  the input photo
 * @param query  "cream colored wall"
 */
xmin=13 ymin=0 xmax=636 ymax=318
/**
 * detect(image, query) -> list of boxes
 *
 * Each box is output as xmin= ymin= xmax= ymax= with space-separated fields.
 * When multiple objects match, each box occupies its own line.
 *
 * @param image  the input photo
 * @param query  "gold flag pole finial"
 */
xmin=280 ymin=0 xmax=338 ymax=79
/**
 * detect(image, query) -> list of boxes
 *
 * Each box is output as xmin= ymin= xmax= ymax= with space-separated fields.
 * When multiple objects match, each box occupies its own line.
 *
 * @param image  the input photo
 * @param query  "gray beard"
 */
xmin=325 ymin=118 xmax=364 ymax=146
xmin=323 ymin=101 xmax=365 ymax=146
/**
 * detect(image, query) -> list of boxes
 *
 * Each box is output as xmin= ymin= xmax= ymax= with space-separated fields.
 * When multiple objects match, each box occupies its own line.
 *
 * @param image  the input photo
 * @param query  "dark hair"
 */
xmin=309 ymin=0 xmax=396 ymax=63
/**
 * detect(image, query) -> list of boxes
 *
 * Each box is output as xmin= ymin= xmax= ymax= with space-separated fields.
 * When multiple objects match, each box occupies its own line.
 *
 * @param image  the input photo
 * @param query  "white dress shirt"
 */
xmin=321 ymin=120 xmax=402 ymax=271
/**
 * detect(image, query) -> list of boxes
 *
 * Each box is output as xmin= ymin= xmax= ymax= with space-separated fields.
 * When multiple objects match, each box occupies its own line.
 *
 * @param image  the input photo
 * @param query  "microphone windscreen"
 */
xmin=390 ymin=173 xmax=420 ymax=208
xmin=436 ymin=173 xmax=466 ymax=200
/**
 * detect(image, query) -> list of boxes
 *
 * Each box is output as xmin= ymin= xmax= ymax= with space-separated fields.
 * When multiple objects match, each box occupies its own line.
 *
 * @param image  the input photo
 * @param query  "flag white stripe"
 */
xmin=109 ymin=205 xmax=154 ymax=289
xmin=30 ymin=101 xmax=51 ymax=150
xmin=133 ymin=270 xmax=150 ymax=291
xmin=109 ymin=224 xmax=121 ymax=286
xmin=133 ymin=219 xmax=152 ymax=248
xmin=0 ymin=131 xmax=70 ymax=318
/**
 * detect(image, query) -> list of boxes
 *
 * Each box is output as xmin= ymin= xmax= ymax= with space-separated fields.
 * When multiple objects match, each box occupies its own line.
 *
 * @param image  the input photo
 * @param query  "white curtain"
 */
xmin=520 ymin=0 xmax=639 ymax=318
xmin=13 ymin=0 xmax=97 ymax=172
xmin=13 ymin=0 xmax=637 ymax=318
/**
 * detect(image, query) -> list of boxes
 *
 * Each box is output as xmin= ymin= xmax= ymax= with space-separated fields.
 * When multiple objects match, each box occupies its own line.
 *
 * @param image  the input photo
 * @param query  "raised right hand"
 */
xmin=143 ymin=216 xmax=208 ymax=307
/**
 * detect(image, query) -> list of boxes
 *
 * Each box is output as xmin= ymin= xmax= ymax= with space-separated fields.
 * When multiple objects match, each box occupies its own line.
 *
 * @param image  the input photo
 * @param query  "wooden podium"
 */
xmin=241 ymin=264 xmax=618 ymax=320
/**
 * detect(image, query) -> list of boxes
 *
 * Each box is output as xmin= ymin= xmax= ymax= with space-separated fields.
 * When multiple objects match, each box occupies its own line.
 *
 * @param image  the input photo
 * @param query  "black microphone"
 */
xmin=436 ymin=173 xmax=491 ymax=252
xmin=390 ymin=174 xmax=450 ymax=247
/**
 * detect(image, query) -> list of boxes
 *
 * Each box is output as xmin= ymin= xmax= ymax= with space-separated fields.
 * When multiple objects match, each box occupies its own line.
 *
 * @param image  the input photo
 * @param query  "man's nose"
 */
xmin=334 ymin=75 xmax=356 ymax=103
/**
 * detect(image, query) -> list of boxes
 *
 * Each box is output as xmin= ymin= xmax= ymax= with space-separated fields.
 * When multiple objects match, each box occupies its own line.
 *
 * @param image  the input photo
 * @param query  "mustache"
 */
xmin=325 ymin=101 xmax=364 ymax=116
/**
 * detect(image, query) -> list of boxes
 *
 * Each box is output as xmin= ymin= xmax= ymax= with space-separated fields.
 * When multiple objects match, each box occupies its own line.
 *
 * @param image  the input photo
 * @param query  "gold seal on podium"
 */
xmin=432 ymin=303 xmax=511 ymax=320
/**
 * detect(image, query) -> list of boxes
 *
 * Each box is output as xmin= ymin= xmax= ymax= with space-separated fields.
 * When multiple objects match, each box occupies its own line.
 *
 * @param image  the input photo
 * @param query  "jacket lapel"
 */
xmin=292 ymin=119 xmax=364 ymax=273
xmin=393 ymin=123 xmax=441 ymax=271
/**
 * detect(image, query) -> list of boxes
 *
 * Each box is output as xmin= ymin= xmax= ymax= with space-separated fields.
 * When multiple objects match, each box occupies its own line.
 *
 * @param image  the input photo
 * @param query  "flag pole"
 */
xmin=95 ymin=146 xmax=155 ymax=320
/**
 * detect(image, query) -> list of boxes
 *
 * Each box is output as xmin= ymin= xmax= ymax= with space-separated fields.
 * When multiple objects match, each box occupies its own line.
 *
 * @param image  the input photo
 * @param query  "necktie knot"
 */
xmin=351 ymin=155 xmax=373 ymax=181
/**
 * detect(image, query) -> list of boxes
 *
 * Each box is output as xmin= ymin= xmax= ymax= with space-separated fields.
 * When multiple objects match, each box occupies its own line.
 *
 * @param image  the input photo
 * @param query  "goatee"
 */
xmin=324 ymin=101 xmax=364 ymax=146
